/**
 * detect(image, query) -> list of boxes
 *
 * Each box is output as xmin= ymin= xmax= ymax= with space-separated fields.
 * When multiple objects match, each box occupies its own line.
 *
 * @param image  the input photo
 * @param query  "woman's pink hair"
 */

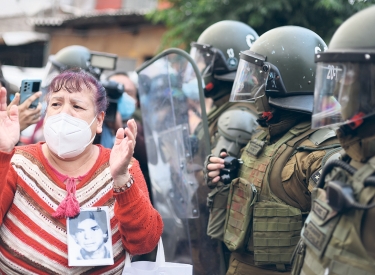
xmin=47 ymin=68 xmax=108 ymax=114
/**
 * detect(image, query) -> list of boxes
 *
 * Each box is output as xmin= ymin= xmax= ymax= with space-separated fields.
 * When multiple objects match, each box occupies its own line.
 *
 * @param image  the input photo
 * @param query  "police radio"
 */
xmin=220 ymin=156 xmax=243 ymax=185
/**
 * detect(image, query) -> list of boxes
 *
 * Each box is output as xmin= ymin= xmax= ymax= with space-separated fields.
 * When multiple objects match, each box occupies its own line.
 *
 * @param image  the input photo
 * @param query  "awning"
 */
xmin=2 ymin=31 xmax=49 ymax=46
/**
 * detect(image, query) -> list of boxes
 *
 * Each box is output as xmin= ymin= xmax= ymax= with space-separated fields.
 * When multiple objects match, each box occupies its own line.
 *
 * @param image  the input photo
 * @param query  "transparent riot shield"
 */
xmin=137 ymin=49 xmax=225 ymax=275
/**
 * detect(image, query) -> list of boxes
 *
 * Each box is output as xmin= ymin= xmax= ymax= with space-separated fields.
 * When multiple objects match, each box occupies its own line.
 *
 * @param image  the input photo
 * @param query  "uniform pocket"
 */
xmin=223 ymin=177 xmax=257 ymax=251
xmin=252 ymin=201 xmax=302 ymax=266
xmin=281 ymin=162 xmax=295 ymax=182
xmin=206 ymin=184 xmax=230 ymax=241
xmin=300 ymin=188 xmax=340 ymax=259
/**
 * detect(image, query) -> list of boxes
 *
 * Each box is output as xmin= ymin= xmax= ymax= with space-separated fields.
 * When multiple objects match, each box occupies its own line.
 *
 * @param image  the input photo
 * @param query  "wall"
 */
xmin=48 ymin=24 xmax=167 ymax=70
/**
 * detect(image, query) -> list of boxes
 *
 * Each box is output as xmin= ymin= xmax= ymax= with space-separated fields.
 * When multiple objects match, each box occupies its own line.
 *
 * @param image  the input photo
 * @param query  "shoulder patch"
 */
xmin=310 ymin=168 xmax=322 ymax=187
xmin=303 ymin=221 xmax=325 ymax=250
xmin=247 ymin=139 xmax=265 ymax=157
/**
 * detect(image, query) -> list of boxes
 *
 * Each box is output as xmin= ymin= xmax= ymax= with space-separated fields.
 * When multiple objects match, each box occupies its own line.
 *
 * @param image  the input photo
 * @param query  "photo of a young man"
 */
xmin=67 ymin=207 xmax=114 ymax=266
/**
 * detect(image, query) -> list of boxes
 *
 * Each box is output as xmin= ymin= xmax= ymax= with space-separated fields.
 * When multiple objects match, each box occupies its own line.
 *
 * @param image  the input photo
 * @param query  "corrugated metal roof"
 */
xmin=28 ymin=17 xmax=67 ymax=27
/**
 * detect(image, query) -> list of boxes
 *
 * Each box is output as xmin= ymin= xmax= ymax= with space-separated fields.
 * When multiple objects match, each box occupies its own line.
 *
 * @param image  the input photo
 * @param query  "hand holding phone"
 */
xmin=19 ymin=79 xmax=42 ymax=108
xmin=8 ymin=80 xmax=43 ymax=131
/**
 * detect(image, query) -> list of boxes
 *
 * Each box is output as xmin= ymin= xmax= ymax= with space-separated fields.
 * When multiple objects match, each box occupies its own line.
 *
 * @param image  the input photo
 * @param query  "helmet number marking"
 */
xmin=246 ymin=35 xmax=256 ymax=48
xmin=315 ymin=46 xmax=328 ymax=53
xmin=227 ymin=48 xmax=235 ymax=58
xmin=326 ymin=65 xmax=342 ymax=80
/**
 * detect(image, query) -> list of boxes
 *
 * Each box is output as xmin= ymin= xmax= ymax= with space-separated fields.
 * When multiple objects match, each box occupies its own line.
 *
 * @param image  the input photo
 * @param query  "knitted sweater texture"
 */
xmin=0 ymin=143 xmax=163 ymax=275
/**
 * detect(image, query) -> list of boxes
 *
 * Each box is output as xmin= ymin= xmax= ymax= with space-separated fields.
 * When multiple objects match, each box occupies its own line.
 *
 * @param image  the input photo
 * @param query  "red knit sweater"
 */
xmin=0 ymin=142 xmax=163 ymax=275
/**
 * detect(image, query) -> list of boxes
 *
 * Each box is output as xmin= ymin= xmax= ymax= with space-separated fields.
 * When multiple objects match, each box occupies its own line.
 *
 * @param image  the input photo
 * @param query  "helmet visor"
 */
xmin=312 ymin=62 xmax=375 ymax=129
xmin=190 ymin=43 xmax=215 ymax=78
xmin=229 ymin=53 xmax=269 ymax=102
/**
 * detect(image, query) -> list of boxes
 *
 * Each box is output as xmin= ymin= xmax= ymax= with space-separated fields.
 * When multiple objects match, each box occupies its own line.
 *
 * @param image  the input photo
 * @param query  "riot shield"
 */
xmin=137 ymin=49 xmax=225 ymax=275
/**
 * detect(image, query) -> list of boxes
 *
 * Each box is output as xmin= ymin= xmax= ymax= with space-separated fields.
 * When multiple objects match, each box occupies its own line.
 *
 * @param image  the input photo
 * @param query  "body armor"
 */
xmin=292 ymin=156 xmax=375 ymax=275
xmin=292 ymin=6 xmax=375 ymax=275
xmin=202 ymin=101 xmax=257 ymax=240
xmin=226 ymin=120 xmax=340 ymax=273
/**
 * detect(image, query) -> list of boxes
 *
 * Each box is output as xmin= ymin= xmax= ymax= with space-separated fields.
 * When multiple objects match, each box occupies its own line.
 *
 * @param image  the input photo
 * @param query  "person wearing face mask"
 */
xmin=0 ymin=68 xmax=163 ymax=274
xmin=101 ymin=72 xmax=139 ymax=150
xmin=106 ymin=72 xmax=153 ymax=205
xmin=204 ymin=26 xmax=342 ymax=274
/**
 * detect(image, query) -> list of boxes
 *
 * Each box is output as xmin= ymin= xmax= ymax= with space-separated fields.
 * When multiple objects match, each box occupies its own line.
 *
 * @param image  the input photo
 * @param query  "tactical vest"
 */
xmin=291 ymin=158 xmax=375 ymax=275
xmin=205 ymin=102 xmax=257 ymax=241
xmin=223 ymin=121 xmax=340 ymax=271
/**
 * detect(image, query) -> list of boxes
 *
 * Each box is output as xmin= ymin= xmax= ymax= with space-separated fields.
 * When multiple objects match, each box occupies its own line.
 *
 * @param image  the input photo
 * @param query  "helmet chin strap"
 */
xmin=338 ymin=118 xmax=375 ymax=163
xmin=254 ymin=94 xmax=271 ymax=113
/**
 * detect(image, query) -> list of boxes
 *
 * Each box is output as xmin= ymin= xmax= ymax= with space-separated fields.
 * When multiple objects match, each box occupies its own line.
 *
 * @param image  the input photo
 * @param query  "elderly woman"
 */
xmin=0 ymin=69 xmax=163 ymax=274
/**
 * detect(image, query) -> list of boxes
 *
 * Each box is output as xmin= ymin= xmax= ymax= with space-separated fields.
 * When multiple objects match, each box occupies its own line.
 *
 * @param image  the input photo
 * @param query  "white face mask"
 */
xmin=43 ymin=113 xmax=97 ymax=159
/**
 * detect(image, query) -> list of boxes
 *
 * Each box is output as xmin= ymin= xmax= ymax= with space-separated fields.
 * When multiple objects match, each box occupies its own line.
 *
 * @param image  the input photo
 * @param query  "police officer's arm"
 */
xmin=281 ymin=149 xmax=325 ymax=212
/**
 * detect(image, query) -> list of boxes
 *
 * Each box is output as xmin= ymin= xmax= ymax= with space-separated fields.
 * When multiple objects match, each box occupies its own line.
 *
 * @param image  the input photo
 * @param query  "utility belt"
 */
xmin=231 ymin=251 xmax=293 ymax=273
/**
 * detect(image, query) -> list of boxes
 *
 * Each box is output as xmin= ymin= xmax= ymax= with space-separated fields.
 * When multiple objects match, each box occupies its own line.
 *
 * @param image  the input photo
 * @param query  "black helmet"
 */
xmin=230 ymin=26 xmax=327 ymax=114
xmin=190 ymin=20 xmax=259 ymax=99
xmin=312 ymin=5 xmax=375 ymax=129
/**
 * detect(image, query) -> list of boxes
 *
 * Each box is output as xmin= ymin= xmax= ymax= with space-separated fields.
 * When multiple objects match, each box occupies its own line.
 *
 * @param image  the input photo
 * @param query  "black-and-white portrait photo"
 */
xmin=67 ymin=207 xmax=114 ymax=266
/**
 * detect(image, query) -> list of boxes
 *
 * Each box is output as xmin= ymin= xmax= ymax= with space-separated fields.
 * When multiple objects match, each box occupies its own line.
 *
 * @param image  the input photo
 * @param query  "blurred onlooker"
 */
xmin=0 ymin=64 xmax=42 ymax=141
xmin=107 ymin=71 xmax=152 ymax=203
xmin=107 ymin=72 xmax=141 ymax=122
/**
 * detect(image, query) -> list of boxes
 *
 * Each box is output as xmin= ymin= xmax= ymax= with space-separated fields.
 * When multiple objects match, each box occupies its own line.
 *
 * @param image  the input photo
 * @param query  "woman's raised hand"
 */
xmin=0 ymin=87 xmax=20 ymax=152
xmin=109 ymin=119 xmax=137 ymax=185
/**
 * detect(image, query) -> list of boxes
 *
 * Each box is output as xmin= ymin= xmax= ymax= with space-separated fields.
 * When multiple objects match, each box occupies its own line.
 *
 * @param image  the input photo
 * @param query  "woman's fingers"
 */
xmin=126 ymin=119 xmax=137 ymax=137
xmin=8 ymin=105 xmax=19 ymax=121
xmin=0 ymin=87 xmax=7 ymax=111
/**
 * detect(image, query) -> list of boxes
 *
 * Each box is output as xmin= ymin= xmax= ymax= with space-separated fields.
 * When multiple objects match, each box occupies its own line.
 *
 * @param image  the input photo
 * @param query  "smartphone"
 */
xmin=19 ymin=79 xmax=42 ymax=108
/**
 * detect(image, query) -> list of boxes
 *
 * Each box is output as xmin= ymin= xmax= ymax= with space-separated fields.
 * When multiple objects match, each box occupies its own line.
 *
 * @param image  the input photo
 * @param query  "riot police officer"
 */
xmin=189 ymin=20 xmax=260 ymax=273
xmin=205 ymin=26 xmax=341 ymax=274
xmin=191 ymin=20 xmax=259 ymax=159
xmin=291 ymin=5 xmax=375 ymax=275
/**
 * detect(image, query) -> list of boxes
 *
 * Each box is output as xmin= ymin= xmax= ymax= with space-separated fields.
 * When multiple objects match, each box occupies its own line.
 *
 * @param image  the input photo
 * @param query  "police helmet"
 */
xmin=190 ymin=20 xmax=259 ymax=99
xmin=311 ymin=5 xmax=375 ymax=129
xmin=230 ymin=26 xmax=327 ymax=114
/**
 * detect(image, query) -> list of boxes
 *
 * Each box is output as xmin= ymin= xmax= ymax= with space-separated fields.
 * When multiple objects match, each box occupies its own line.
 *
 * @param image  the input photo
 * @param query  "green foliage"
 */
xmin=147 ymin=0 xmax=373 ymax=51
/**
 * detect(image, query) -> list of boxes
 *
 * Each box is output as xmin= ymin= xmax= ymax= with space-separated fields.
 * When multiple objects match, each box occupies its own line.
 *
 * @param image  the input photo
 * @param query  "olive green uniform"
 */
xmin=189 ymin=19 xmax=260 ymax=274
xmin=225 ymin=116 xmax=340 ymax=275
xmin=291 ymin=120 xmax=375 ymax=275
xmin=191 ymin=101 xmax=257 ymax=274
